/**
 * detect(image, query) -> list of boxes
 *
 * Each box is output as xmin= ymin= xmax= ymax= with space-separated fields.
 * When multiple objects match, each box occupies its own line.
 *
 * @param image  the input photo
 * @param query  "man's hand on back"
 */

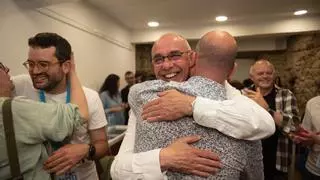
xmin=43 ymin=144 xmax=89 ymax=175
xmin=160 ymin=136 xmax=221 ymax=177
xmin=142 ymin=89 xmax=195 ymax=121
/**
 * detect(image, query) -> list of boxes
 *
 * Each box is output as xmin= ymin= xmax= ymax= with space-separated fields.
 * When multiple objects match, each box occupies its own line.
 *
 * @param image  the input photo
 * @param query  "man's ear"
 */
xmin=189 ymin=51 xmax=197 ymax=68
xmin=61 ymin=60 xmax=71 ymax=74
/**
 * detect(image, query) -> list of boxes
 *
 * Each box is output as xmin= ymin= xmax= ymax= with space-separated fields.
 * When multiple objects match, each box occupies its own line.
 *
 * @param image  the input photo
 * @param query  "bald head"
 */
xmin=151 ymin=33 xmax=191 ymax=56
xmin=151 ymin=33 xmax=193 ymax=82
xmin=196 ymin=31 xmax=237 ymax=71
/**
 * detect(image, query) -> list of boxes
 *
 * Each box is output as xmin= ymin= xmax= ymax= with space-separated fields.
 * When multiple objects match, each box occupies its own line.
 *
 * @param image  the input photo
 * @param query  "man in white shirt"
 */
xmin=12 ymin=32 xmax=108 ymax=180
xmin=111 ymin=32 xmax=275 ymax=179
xmin=293 ymin=95 xmax=320 ymax=179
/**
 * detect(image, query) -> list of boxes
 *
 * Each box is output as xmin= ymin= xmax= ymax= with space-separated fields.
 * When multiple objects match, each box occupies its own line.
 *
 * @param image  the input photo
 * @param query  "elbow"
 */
xmin=260 ymin=117 xmax=276 ymax=138
xmin=81 ymin=112 xmax=90 ymax=122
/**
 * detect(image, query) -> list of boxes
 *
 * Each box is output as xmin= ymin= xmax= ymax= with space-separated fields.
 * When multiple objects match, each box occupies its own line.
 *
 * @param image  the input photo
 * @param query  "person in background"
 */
xmin=275 ymin=76 xmax=282 ymax=87
xmin=292 ymin=95 xmax=320 ymax=180
xmin=243 ymin=78 xmax=254 ymax=88
xmin=120 ymin=71 xmax=135 ymax=124
xmin=229 ymin=79 xmax=244 ymax=90
xmin=12 ymin=32 xmax=108 ymax=180
xmin=135 ymin=70 xmax=146 ymax=83
xmin=99 ymin=74 xmax=126 ymax=126
xmin=243 ymin=59 xmax=300 ymax=180
xmin=0 ymin=59 xmax=89 ymax=180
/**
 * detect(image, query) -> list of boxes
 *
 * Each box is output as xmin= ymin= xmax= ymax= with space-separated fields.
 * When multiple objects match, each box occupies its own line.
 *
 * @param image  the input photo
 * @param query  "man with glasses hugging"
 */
xmin=111 ymin=32 xmax=275 ymax=179
xmin=12 ymin=33 xmax=108 ymax=180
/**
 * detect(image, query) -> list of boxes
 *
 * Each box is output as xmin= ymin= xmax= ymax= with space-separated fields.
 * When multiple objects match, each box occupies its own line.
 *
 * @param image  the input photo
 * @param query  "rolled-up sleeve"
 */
xmin=193 ymin=95 xmax=275 ymax=140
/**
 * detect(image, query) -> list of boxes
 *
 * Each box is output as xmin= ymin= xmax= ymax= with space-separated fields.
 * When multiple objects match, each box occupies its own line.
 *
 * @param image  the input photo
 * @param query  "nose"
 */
xmin=262 ymin=73 xmax=269 ymax=78
xmin=161 ymin=58 xmax=174 ymax=70
xmin=30 ymin=65 xmax=42 ymax=74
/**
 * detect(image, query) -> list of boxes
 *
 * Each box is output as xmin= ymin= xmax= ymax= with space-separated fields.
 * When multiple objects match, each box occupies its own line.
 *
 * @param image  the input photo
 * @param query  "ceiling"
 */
xmin=87 ymin=0 xmax=320 ymax=30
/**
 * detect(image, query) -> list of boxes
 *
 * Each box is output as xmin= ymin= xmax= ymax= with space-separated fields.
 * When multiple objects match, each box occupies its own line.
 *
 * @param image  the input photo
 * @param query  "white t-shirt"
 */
xmin=302 ymin=96 xmax=320 ymax=176
xmin=12 ymin=74 xmax=107 ymax=180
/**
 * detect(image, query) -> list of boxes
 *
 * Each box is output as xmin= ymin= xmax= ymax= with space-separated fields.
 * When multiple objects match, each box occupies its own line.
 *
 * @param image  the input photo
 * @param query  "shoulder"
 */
xmin=82 ymin=87 xmax=99 ymax=98
xmin=129 ymin=80 xmax=163 ymax=96
xmin=276 ymin=87 xmax=295 ymax=97
xmin=306 ymin=96 xmax=320 ymax=107
xmin=12 ymin=74 xmax=38 ymax=98
xmin=121 ymin=85 xmax=130 ymax=92
xmin=224 ymin=81 xmax=241 ymax=98
xmin=82 ymin=87 xmax=102 ymax=107
xmin=82 ymin=87 xmax=107 ymax=128
xmin=12 ymin=74 xmax=31 ymax=83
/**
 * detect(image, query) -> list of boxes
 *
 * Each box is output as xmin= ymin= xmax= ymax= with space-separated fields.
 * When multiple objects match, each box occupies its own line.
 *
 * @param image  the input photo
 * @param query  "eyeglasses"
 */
xmin=22 ymin=60 xmax=61 ymax=72
xmin=152 ymin=51 xmax=189 ymax=65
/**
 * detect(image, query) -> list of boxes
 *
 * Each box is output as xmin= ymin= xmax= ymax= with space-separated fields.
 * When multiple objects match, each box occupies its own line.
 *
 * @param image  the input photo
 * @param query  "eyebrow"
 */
xmin=153 ymin=50 xmax=182 ymax=57
xmin=27 ymin=59 xmax=51 ymax=63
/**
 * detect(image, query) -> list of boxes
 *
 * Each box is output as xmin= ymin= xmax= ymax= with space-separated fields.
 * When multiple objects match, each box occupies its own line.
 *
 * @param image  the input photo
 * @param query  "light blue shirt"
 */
xmin=100 ymin=91 xmax=125 ymax=126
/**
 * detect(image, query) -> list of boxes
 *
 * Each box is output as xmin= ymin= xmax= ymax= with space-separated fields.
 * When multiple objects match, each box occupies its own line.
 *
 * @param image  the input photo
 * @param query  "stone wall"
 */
xmin=282 ymin=33 xmax=320 ymax=114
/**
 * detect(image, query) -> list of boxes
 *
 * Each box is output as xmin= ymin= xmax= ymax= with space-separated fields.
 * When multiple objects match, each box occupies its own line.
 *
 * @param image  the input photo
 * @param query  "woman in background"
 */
xmin=99 ymin=74 xmax=125 ymax=126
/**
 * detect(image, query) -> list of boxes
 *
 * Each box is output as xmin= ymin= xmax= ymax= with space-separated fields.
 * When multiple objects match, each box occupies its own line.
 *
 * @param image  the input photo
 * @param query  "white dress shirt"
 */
xmin=110 ymin=81 xmax=275 ymax=180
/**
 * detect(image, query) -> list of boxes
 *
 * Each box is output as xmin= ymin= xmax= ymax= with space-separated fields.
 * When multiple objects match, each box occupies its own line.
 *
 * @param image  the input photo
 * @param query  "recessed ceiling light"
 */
xmin=148 ymin=21 xmax=159 ymax=27
xmin=215 ymin=16 xmax=228 ymax=22
xmin=294 ymin=10 xmax=308 ymax=16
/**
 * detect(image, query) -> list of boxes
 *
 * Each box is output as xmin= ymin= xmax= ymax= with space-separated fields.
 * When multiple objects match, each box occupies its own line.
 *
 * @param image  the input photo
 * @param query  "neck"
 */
xmin=260 ymin=86 xmax=273 ymax=96
xmin=194 ymin=69 xmax=225 ymax=85
xmin=46 ymin=78 xmax=67 ymax=94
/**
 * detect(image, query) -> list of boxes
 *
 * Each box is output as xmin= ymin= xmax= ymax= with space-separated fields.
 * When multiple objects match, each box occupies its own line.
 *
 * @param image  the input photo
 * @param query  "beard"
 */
xmin=31 ymin=72 xmax=65 ymax=92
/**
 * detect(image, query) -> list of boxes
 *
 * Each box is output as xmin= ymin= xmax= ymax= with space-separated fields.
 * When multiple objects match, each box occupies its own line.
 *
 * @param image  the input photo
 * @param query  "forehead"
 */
xmin=152 ymin=37 xmax=188 ymax=56
xmin=28 ymin=47 xmax=56 ymax=61
xmin=253 ymin=63 xmax=273 ymax=72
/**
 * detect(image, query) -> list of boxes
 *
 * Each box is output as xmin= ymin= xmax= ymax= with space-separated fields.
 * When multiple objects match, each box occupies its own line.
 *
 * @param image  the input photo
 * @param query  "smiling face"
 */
xmin=250 ymin=60 xmax=275 ymax=90
xmin=151 ymin=34 xmax=192 ymax=82
xmin=27 ymin=46 xmax=67 ymax=92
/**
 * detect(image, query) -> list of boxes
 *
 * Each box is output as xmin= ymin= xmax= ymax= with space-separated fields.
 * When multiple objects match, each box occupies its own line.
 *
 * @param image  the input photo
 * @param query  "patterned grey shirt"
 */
xmin=128 ymin=76 xmax=263 ymax=180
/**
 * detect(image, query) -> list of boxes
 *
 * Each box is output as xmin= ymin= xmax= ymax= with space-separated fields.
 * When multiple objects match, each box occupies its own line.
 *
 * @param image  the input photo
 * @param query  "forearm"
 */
xmin=69 ymin=68 xmax=89 ymax=121
xmin=193 ymin=96 xmax=275 ymax=140
xmin=92 ymin=140 xmax=109 ymax=159
xmin=106 ymin=106 xmax=123 ymax=113
xmin=276 ymin=96 xmax=300 ymax=131
xmin=89 ymin=127 xmax=109 ymax=159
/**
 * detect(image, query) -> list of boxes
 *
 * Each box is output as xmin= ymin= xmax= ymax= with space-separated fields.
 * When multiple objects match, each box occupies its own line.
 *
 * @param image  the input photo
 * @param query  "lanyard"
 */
xmin=39 ymin=81 xmax=71 ymax=103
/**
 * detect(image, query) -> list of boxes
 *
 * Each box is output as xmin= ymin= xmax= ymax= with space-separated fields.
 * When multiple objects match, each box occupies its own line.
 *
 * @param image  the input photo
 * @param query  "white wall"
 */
xmin=0 ymin=0 xmax=135 ymax=90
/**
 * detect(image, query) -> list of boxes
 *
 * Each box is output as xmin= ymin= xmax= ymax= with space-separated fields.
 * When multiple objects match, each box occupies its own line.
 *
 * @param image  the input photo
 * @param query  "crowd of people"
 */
xmin=0 ymin=30 xmax=319 ymax=180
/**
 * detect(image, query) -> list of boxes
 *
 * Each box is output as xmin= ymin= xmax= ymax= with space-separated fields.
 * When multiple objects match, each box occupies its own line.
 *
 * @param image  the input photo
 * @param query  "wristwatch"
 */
xmin=87 ymin=144 xmax=96 ymax=160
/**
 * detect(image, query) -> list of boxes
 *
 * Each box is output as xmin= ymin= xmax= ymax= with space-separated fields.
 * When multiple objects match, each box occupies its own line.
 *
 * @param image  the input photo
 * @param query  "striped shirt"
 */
xmin=274 ymin=86 xmax=300 ymax=172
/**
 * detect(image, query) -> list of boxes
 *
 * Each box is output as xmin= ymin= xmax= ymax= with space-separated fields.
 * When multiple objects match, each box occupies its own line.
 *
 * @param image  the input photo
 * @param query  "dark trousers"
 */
xmin=265 ymin=169 xmax=288 ymax=180
xmin=302 ymin=168 xmax=320 ymax=180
